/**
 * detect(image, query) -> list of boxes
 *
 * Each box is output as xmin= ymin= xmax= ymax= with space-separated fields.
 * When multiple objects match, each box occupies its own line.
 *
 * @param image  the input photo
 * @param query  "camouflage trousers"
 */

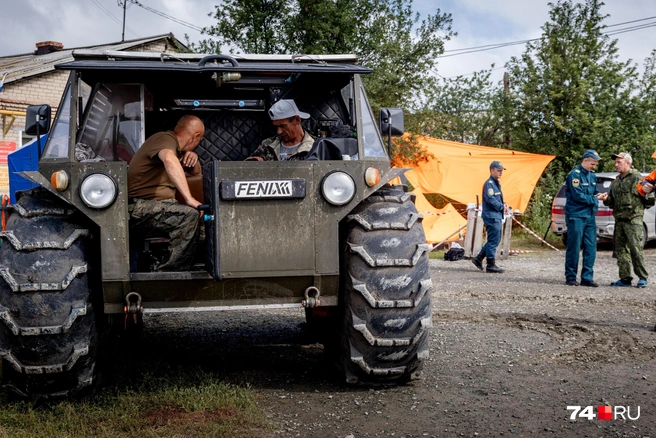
xmin=615 ymin=217 xmax=648 ymax=282
xmin=128 ymin=198 xmax=200 ymax=271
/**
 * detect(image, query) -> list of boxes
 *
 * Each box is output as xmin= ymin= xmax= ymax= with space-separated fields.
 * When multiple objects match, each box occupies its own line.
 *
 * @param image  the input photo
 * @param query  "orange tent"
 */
xmin=404 ymin=137 xmax=555 ymax=213
xmin=412 ymin=190 xmax=467 ymax=243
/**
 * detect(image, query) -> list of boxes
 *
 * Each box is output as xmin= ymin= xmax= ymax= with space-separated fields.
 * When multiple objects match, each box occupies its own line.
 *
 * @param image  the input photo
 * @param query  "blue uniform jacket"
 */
xmin=565 ymin=165 xmax=598 ymax=218
xmin=481 ymin=176 xmax=504 ymax=220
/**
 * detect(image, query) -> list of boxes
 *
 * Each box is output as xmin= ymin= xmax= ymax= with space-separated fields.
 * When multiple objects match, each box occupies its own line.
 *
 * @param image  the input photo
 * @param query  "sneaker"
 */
xmin=565 ymin=280 xmax=579 ymax=286
xmin=636 ymin=279 xmax=648 ymax=288
xmin=580 ymin=280 xmax=599 ymax=287
xmin=610 ymin=279 xmax=632 ymax=287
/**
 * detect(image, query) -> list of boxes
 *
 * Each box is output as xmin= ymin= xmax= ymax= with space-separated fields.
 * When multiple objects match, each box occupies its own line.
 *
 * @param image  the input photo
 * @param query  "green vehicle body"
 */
xmin=0 ymin=52 xmax=432 ymax=398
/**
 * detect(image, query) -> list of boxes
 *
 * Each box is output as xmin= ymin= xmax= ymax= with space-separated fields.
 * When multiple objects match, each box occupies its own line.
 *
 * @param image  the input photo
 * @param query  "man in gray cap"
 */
xmin=471 ymin=160 xmax=508 ymax=273
xmin=598 ymin=152 xmax=655 ymax=287
xmin=564 ymin=149 xmax=602 ymax=287
xmin=247 ymin=99 xmax=316 ymax=161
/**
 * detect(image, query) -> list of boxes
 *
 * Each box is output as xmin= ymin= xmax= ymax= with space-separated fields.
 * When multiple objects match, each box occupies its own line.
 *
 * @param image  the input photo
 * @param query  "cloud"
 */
xmin=412 ymin=0 xmax=656 ymax=82
xmin=0 ymin=0 xmax=217 ymax=56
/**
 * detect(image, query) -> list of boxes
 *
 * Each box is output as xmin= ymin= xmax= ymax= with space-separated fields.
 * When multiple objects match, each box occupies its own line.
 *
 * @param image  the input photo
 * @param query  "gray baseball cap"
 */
xmin=610 ymin=151 xmax=632 ymax=164
xmin=268 ymin=99 xmax=310 ymax=121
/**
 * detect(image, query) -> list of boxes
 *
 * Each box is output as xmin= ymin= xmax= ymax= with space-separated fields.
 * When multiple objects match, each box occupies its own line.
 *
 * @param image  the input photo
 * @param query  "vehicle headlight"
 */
xmin=321 ymin=171 xmax=356 ymax=206
xmin=79 ymin=173 xmax=118 ymax=209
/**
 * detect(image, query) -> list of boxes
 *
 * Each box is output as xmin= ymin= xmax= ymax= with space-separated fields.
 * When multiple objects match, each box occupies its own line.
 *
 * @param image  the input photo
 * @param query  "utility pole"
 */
xmin=503 ymin=72 xmax=511 ymax=147
xmin=121 ymin=0 xmax=127 ymax=42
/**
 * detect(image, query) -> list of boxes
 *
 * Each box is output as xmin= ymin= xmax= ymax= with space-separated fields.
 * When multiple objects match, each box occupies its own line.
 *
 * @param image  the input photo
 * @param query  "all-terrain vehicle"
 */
xmin=0 ymin=51 xmax=432 ymax=399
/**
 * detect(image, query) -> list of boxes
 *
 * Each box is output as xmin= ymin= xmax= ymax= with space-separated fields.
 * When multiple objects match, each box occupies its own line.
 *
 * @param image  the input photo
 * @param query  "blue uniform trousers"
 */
xmin=565 ymin=215 xmax=597 ymax=282
xmin=481 ymin=218 xmax=502 ymax=259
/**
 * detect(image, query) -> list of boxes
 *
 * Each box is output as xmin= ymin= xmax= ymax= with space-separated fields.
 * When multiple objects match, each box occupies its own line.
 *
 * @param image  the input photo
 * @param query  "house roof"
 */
xmin=0 ymin=33 xmax=189 ymax=85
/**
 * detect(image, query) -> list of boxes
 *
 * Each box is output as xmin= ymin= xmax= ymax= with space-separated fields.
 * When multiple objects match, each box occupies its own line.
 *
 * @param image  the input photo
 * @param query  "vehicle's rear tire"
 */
xmin=642 ymin=224 xmax=648 ymax=249
xmin=0 ymin=188 xmax=99 ymax=400
xmin=561 ymin=232 xmax=568 ymax=247
xmin=335 ymin=185 xmax=432 ymax=385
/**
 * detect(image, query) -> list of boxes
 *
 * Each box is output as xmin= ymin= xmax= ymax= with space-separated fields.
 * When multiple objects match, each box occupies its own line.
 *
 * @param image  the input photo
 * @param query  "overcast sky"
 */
xmin=2 ymin=0 xmax=655 ymax=84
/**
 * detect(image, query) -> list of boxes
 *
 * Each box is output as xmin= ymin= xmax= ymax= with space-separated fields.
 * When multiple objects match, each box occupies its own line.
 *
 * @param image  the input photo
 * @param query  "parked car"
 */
xmin=551 ymin=172 xmax=656 ymax=247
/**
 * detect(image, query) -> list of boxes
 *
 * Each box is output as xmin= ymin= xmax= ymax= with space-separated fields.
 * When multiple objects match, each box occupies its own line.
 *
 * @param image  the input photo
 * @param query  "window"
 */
xmin=359 ymin=87 xmax=386 ymax=157
xmin=42 ymin=84 xmax=71 ymax=159
xmin=77 ymin=84 xmax=144 ymax=163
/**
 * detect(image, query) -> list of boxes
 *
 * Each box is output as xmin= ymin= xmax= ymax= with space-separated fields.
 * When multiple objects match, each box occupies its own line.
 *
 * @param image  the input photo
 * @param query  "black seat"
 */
xmin=305 ymin=138 xmax=358 ymax=161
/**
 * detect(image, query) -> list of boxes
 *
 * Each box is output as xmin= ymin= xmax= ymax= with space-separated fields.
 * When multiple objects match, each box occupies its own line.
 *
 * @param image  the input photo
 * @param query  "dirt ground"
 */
xmin=136 ymin=245 xmax=656 ymax=437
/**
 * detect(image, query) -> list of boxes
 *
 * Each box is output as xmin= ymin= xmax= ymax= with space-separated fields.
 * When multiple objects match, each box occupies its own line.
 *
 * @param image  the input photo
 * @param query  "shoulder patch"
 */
xmin=572 ymin=178 xmax=580 ymax=188
xmin=487 ymin=187 xmax=494 ymax=196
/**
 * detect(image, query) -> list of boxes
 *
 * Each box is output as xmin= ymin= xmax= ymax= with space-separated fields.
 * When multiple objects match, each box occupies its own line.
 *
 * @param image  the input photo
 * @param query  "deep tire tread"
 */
xmin=0 ymin=188 xmax=98 ymax=400
xmin=339 ymin=184 xmax=432 ymax=385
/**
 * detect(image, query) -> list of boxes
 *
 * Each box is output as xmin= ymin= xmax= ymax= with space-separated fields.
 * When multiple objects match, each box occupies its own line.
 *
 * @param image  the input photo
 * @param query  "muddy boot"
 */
xmin=485 ymin=258 xmax=504 ymax=273
xmin=471 ymin=253 xmax=484 ymax=271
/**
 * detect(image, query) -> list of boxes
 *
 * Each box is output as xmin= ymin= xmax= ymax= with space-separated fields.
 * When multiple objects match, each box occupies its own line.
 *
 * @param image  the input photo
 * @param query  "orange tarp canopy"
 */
xmin=413 ymin=190 xmax=467 ymax=243
xmin=404 ymin=137 xmax=555 ymax=213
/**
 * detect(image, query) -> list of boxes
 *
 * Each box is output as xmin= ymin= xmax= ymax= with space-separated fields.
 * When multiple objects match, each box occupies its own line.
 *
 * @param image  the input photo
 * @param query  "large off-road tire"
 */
xmin=0 ymin=188 xmax=99 ymax=400
xmin=337 ymin=185 xmax=432 ymax=384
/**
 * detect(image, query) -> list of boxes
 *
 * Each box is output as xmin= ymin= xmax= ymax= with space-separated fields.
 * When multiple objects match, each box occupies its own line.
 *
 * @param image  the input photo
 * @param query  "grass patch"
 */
xmin=428 ymin=250 xmax=445 ymax=259
xmin=0 ymin=366 xmax=270 ymax=438
xmin=510 ymin=228 xmax=564 ymax=250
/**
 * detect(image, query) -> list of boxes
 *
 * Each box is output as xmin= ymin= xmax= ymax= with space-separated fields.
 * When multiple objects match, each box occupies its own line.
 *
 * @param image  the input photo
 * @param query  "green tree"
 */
xmin=408 ymin=68 xmax=507 ymax=146
xmin=192 ymin=0 xmax=454 ymax=165
xmin=505 ymin=0 xmax=638 ymax=174
xmin=195 ymin=0 xmax=290 ymax=54
xmin=632 ymin=50 xmax=656 ymax=171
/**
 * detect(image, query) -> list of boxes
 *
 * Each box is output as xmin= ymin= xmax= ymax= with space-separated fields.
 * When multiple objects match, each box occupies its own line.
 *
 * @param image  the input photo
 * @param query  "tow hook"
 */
xmin=124 ymin=292 xmax=144 ymax=329
xmin=302 ymin=286 xmax=321 ymax=308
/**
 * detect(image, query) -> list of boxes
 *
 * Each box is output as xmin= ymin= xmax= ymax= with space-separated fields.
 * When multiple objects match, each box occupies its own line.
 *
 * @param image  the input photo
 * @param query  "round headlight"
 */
xmin=321 ymin=171 xmax=356 ymax=206
xmin=80 ymin=173 xmax=117 ymax=209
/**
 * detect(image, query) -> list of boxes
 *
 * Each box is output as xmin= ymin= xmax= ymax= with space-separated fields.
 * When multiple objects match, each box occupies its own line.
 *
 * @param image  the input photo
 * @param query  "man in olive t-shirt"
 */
xmin=127 ymin=115 xmax=205 ymax=271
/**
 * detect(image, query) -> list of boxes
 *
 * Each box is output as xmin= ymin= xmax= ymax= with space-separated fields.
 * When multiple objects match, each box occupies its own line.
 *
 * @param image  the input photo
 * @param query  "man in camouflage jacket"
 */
xmin=247 ymin=99 xmax=315 ymax=161
xmin=599 ymin=152 xmax=655 ymax=287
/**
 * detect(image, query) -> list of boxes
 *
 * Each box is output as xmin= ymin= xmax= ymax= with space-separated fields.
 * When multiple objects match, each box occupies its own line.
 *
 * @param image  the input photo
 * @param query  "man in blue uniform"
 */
xmin=564 ymin=149 xmax=602 ymax=287
xmin=472 ymin=161 xmax=507 ymax=273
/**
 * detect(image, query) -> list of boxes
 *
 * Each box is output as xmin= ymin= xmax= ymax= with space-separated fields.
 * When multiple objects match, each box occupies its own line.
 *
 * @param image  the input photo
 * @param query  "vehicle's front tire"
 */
xmin=336 ymin=185 xmax=432 ymax=385
xmin=0 ymin=188 xmax=99 ymax=400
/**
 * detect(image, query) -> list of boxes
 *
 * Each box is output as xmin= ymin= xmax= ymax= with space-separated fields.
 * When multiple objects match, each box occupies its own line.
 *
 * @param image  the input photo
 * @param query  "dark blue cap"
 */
xmin=490 ymin=160 xmax=506 ymax=170
xmin=583 ymin=149 xmax=601 ymax=160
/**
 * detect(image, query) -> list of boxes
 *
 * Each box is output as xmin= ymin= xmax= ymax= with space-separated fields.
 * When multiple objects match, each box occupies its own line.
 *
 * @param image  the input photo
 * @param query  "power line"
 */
xmin=133 ymin=1 xmax=203 ymax=33
xmin=605 ymin=15 xmax=656 ymax=28
xmin=91 ymin=0 xmax=139 ymax=38
xmin=435 ymin=15 xmax=656 ymax=79
xmin=439 ymin=15 xmax=656 ymax=59
xmin=605 ymin=22 xmax=656 ymax=37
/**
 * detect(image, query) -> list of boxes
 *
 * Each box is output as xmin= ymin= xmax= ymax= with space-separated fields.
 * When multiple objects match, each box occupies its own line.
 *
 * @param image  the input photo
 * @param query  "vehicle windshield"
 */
xmin=42 ymin=85 xmax=71 ymax=159
xmin=359 ymin=87 xmax=386 ymax=158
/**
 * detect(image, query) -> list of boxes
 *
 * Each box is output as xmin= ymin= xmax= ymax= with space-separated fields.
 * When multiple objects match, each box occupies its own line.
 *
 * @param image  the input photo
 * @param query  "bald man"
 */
xmin=127 ymin=115 xmax=205 ymax=271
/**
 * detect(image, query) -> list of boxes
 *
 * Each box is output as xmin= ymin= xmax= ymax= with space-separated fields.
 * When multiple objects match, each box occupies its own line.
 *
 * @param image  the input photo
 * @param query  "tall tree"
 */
xmin=505 ymin=0 xmax=638 ymax=173
xmin=631 ymin=50 xmax=656 ymax=171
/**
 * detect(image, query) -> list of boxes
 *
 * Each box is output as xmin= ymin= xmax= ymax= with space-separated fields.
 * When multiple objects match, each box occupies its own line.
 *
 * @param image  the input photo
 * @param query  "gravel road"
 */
xmin=133 ymin=246 xmax=656 ymax=437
